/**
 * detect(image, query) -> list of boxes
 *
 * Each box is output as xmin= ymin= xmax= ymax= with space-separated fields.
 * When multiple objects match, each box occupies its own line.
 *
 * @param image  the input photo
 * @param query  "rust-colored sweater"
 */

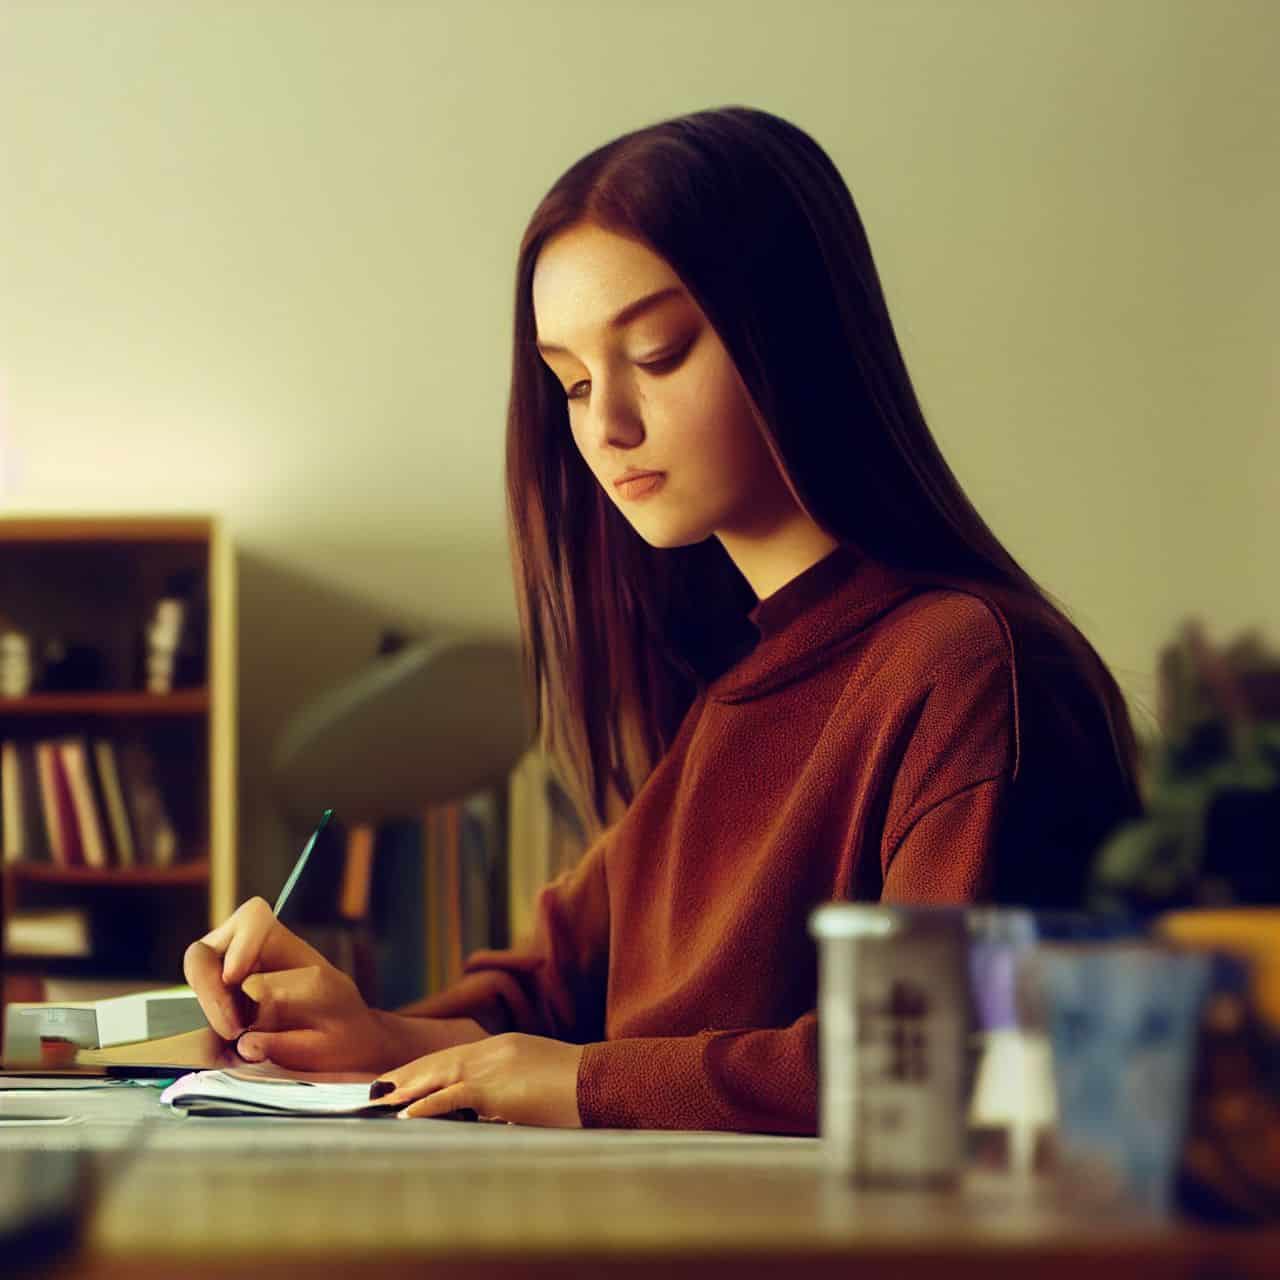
xmin=411 ymin=546 xmax=1140 ymax=1134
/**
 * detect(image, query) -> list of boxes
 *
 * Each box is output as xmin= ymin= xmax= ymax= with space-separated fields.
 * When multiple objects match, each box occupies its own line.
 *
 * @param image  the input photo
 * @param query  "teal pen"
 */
xmin=228 ymin=808 xmax=333 ymax=1046
xmin=247 ymin=809 xmax=479 ymax=1122
xmin=272 ymin=808 xmax=334 ymax=916
xmin=232 ymin=808 xmax=478 ymax=1121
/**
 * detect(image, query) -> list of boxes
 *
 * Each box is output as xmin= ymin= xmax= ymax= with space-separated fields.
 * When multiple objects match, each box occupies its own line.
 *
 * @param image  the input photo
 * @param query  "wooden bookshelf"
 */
xmin=0 ymin=690 xmax=210 ymax=715
xmin=0 ymin=514 xmax=237 ymax=987
xmin=5 ymin=859 xmax=211 ymax=888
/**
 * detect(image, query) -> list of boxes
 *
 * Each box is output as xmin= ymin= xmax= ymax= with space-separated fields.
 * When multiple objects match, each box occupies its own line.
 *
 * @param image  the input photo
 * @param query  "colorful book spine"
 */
xmin=423 ymin=808 xmax=442 ymax=996
xmin=443 ymin=802 xmax=463 ymax=987
xmin=49 ymin=741 xmax=85 ymax=867
xmin=35 ymin=741 xmax=67 ymax=866
xmin=59 ymin=737 xmax=110 ymax=869
xmin=338 ymin=823 xmax=375 ymax=921
xmin=17 ymin=742 xmax=50 ymax=863
xmin=116 ymin=738 xmax=177 ymax=865
xmin=94 ymin=739 xmax=136 ymax=869
xmin=1 ymin=739 xmax=22 ymax=865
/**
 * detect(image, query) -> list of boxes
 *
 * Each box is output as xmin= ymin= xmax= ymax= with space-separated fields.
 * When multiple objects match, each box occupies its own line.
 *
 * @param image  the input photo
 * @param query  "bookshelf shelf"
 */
xmin=4 ymin=860 xmax=210 ymax=888
xmin=0 ymin=690 xmax=210 ymax=716
xmin=1 ymin=514 xmax=238 ymax=994
xmin=0 ymin=517 xmax=212 ymax=544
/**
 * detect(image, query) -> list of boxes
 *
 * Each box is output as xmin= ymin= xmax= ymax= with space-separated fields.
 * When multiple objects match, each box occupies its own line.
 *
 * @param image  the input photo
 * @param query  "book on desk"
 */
xmin=2 ymin=986 xmax=205 ymax=1065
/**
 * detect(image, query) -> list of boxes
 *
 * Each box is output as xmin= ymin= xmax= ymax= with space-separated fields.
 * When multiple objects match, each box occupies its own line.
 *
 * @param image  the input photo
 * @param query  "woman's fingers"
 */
xmin=183 ymin=939 xmax=244 ymax=1040
xmin=369 ymin=1053 xmax=464 ymax=1112
xmin=218 ymin=898 xmax=282 ymax=986
xmin=396 ymin=1082 xmax=473 ymax=1120
xmin=239 ymin=967 xmax=324 ymax=1034
xmin=198 ymin=897 xmax=327 ymax=987
xmin=234 ymin=1028 xmax=331 ymax=1072
xmin=199 ymin=893 xmax=268 ymax=953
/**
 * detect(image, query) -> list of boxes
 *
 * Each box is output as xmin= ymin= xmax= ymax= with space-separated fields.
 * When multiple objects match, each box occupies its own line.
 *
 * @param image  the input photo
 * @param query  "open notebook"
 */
xmin=161 ymin=1065 xmax=401 ymax=1118
xmin=58 ymin=1029 xmax=478 ymax=1120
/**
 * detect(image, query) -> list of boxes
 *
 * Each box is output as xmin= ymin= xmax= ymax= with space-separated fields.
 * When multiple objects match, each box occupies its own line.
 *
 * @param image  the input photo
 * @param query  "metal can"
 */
xmin=808 ymin=903 xmax=970 ymax=1187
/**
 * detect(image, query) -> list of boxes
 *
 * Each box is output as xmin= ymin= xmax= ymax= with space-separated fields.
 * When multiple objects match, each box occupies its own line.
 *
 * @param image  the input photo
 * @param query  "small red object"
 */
xmin=39 ymin=1036 xmax=78 ymax=1068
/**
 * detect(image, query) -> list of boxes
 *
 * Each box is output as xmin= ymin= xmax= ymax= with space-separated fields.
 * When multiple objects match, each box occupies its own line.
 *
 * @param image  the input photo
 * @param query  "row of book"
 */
xmin=1 ymin=735 xmax=179 ymax=870
xmin=2 ymin=744 xmax=591 ymax=1004
xmin=413 ymin=754 xmax=586 ymax=1001
xmin=425 ymin=791 xmax=506 ymax=994
xmin=422 ymin=763 xmax=587 ymax=997
xmin=505 ymin=747 xmax=590 ymax=948
xmin=333 ymin=793 xmax=507 ymax=1011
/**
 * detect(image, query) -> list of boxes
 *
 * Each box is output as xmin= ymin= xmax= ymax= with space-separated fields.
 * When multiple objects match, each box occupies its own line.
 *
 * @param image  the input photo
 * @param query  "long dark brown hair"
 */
xmin=505 ymin=105 xmax=1139 ymax=837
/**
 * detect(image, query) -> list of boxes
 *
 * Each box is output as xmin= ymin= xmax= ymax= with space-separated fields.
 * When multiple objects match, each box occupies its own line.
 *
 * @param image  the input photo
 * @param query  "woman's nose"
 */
xmin=586 ymin=384 xmax=645 ymax=451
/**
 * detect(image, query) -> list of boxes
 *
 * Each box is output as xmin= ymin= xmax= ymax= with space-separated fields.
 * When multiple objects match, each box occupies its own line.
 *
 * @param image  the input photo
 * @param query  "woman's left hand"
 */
xmin=372 ymin=1032 xmax=586 ymax=1128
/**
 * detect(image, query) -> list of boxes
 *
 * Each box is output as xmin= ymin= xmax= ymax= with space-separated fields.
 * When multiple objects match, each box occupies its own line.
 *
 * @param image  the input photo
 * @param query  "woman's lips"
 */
xmin=615 ymin=473 xmax=666 ymax=500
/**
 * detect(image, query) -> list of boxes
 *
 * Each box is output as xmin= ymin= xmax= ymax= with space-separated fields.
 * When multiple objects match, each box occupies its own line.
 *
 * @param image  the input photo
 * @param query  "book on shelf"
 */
xmin=319 ymin=792 xmax=507 ymax=1008
xmin=4 ymin=907 xmax=92 ymax=957
xmin=2 ymin=739 xmax=31 ymax=864
xmin=1 ymin=741 xmax=51 ymax=864
xmin=423 ymin=803 xmax=462 ymax=994
xmin=36 ymin=739 xmax=83 ymax=867
xmin=419 ymin=791 xmax=505 ymax=996
xmin=1 ymin=738 xmax=17 ymax=864
xmin=113 ymin=738 xmax=177 ymax=867
xmin=506 ymin=748 xmax=589 ymax=946
xmin=93 ymin=738 xmax=136 ymax=868
xmin=442 ymin=802 xmax=463 ymax=987
xmin=58 ymin=738 xmax=109 ymax=869
xmin=145 ymin=596 xmax=186 ymax=695
xmin=1 ymin=734 xmax=179 ymax=872
xmin=338 ymin=823 xmax=375 ymax=921
xmin=459 ymin=790 xmax=500 ymax=960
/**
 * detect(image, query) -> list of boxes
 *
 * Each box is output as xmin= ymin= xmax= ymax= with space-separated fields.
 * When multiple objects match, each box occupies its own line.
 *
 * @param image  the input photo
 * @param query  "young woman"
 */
xmin=185 ymin=105 xmax=1142 ymax=1135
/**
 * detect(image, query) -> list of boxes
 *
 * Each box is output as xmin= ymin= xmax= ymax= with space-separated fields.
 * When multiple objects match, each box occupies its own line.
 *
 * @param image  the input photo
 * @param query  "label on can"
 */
xmin=815 ymin=908 xmax=968 ymax=1185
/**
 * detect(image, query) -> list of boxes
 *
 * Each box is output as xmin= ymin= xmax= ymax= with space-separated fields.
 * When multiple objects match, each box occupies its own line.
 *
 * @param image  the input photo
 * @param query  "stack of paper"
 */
xmin=161 ymin=1068 xmax=398 ymax=1118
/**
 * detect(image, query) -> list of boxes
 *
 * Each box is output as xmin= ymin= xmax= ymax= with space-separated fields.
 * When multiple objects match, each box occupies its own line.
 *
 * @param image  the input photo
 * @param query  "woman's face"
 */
xmin=531 ymin=221 xmax=797 ymax=550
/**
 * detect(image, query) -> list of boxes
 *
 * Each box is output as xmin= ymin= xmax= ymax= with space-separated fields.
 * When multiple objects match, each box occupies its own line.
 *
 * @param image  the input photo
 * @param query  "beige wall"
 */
xmin=2 ymin=0 xmax=1276 ymax=898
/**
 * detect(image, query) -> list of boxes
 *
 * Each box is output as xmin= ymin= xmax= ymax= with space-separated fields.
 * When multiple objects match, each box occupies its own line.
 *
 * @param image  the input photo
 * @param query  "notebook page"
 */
xmin=161 ymin=1070 xmax=394 ymax=1115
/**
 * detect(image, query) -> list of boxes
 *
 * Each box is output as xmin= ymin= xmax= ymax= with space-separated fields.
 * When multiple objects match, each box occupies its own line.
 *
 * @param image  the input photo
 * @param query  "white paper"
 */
xmin=161 ymin=1069 xmax=393 ymax=1116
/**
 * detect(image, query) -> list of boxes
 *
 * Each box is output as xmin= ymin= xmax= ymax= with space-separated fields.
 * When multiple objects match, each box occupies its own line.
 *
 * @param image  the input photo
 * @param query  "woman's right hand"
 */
xmin=183 ymin=896 xmax=423 ymax=1073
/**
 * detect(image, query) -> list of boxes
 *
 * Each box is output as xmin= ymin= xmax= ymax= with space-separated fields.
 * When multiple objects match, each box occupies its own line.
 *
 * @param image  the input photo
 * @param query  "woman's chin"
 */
xmin=629 ymin=521 xmax=713 ymax=550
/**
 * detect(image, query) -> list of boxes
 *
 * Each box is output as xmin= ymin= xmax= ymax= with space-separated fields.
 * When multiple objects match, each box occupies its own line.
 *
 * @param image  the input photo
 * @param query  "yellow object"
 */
xmin=1156 ymin=909 xmax=1280 ymax=1031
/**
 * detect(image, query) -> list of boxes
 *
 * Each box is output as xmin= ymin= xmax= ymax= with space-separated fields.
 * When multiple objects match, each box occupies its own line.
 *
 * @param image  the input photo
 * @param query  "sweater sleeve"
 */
xmin=881 ymin=776 xmax=1008 ymax=901
xmin=877 ymin=600 xmax=1017 ymax=902
xmin=397 ymin=832 xmax=611 ymax=1042
xmin=575 ymin=1008 xmax=817 ymax=1134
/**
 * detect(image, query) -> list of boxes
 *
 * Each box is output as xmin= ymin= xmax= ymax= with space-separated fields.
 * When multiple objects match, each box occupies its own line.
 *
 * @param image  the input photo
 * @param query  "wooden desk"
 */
xmin=3 ymin=1087 xmax=1275 ymax=1279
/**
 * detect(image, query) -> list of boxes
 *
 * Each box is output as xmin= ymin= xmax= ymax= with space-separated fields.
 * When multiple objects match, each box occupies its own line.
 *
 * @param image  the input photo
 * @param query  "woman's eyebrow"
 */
xmin=535 ymin=287 xmax=687 ymax=358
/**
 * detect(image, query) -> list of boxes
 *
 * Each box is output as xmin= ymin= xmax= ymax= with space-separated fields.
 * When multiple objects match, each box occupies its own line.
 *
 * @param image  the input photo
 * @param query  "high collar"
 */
xmin=746 ymin=543 xmax=864 ymax=640
xmin=712 ymin=548 xmax=924 ymax=703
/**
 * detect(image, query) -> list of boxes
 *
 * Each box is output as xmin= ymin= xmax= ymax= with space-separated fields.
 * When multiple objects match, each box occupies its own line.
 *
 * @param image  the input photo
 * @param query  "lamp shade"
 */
xmin=271 ymin=634 xmax=533 ymax=825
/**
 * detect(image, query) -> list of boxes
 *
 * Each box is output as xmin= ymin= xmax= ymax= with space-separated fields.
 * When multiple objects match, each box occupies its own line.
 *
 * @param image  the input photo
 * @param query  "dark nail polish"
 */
xmin=369 ymin=1080 xmax=394 ymax=1100
xmin=230 ymin=989 xmax=259 ymax=1032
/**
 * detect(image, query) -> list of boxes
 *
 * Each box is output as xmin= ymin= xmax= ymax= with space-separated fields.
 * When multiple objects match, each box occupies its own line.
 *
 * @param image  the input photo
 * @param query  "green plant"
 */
xmin=1089 ymin=623 xmax=1280 ymax=914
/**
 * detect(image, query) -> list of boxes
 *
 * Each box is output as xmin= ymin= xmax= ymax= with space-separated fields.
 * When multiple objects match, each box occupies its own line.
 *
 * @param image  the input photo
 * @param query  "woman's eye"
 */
xmin=564 ymin=343 xmax=690 ymax=403
xmin=637 ymin=346 xmax=686 ymax=373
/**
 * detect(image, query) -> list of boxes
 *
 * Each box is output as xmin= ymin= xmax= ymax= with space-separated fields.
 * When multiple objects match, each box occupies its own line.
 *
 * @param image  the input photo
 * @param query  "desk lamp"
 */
xmin=271 ymin=631 xmax=532 ymax=824
xmin=269 ymin=631 xmax=533 ymax=1003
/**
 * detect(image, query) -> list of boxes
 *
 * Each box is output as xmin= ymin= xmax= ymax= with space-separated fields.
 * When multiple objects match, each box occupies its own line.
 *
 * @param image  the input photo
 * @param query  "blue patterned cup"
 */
xmin=1030 ymin=942 xmax=1213 ymax=1213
